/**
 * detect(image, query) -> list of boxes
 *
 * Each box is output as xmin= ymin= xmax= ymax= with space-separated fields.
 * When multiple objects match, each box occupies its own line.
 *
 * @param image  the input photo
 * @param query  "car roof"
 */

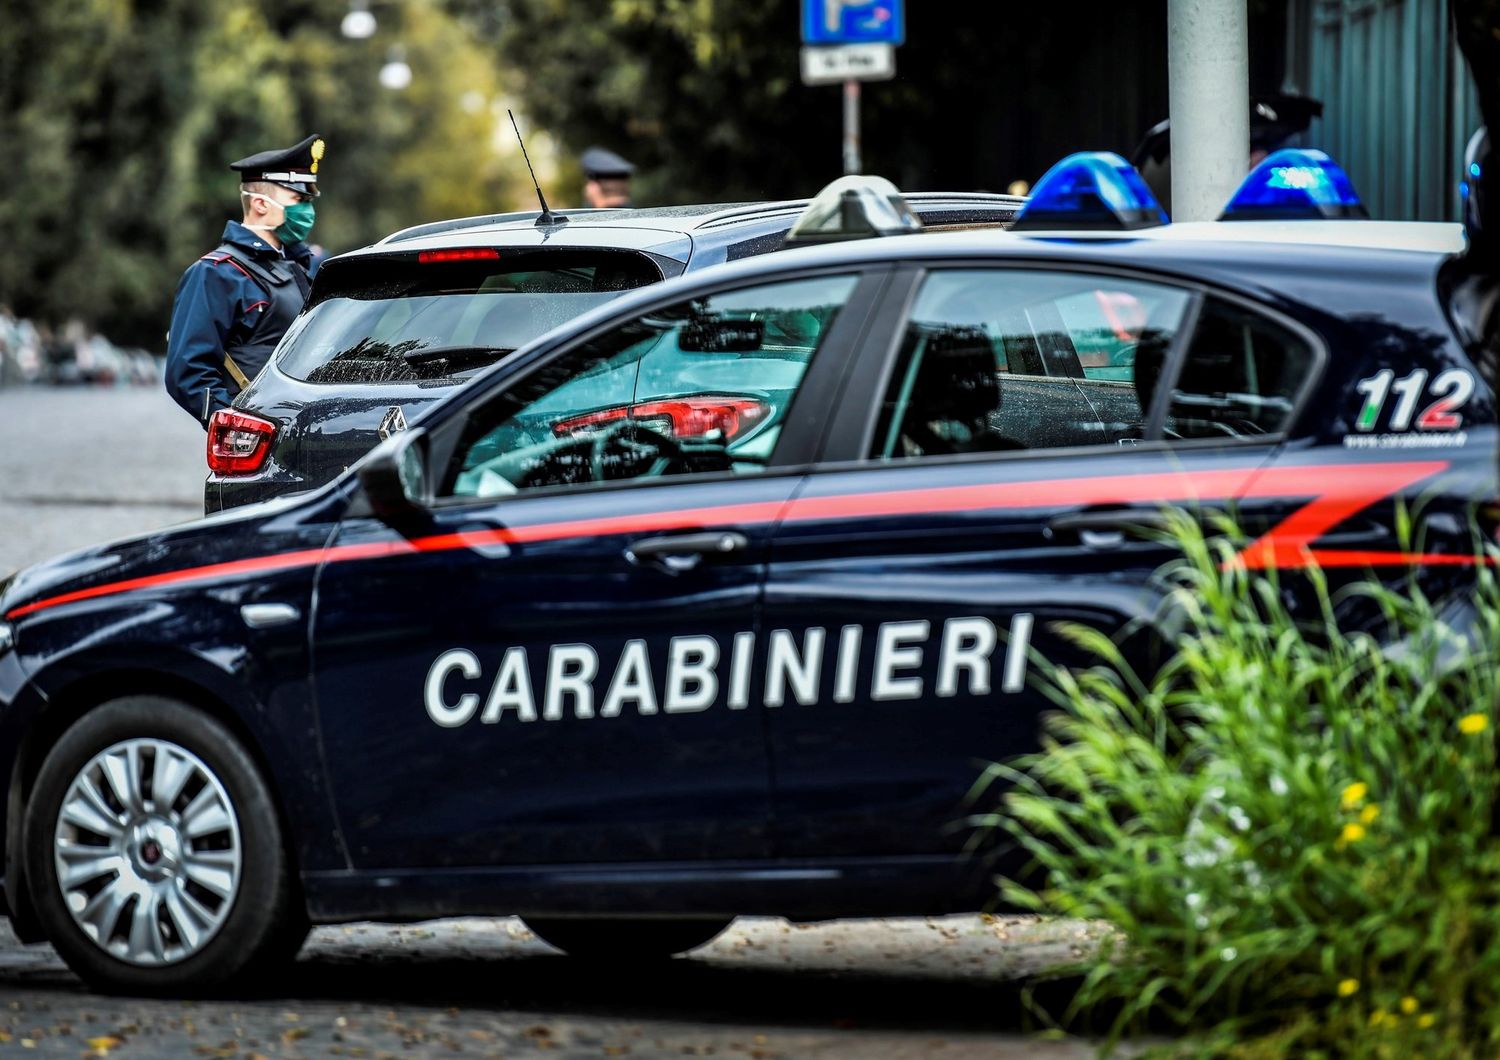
xmin=1112 ymin=220 xmax=1465 ymax=254
xmin=653 ymin=219 xmax=1458 ymax=278
xmin=504 ymin=219 xmax=1455 ymax=351
xmin=369 ymin=192 xmax=1026 ymax=248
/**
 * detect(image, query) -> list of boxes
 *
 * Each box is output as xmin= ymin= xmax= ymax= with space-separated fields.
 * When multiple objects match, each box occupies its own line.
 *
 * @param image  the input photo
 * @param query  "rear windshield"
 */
xmin=277 ymin=250 xmax=662 ymax=384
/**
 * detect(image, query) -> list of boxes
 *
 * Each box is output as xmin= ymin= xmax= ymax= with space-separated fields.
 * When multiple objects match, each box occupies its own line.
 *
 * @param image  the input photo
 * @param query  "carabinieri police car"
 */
xmin=0 ymin=152 xmax=1493 ymax=994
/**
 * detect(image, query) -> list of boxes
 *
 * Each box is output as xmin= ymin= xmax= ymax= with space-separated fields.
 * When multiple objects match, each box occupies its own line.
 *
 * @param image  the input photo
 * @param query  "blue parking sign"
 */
xmin=801 ymin=0 xmax=904 ymax=46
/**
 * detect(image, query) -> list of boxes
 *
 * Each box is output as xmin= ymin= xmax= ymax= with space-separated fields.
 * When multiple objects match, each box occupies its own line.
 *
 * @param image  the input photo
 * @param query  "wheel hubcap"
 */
xmin=53 ymin=738 xmax=243 ymax=967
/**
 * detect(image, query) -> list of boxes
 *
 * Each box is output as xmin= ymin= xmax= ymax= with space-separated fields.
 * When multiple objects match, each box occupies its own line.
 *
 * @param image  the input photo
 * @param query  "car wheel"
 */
xmin=22 ymin=695 xmax=297 ymax=995
xmin=523 ymin=916 xmax=733 ymax=960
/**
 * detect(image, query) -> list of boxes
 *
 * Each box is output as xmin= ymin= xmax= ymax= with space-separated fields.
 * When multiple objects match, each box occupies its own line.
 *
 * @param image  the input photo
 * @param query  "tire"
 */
xmin=523 ymin=916 xmax=733 ymax=960
xmin=22 ymin=695 xmax=298 ymax=995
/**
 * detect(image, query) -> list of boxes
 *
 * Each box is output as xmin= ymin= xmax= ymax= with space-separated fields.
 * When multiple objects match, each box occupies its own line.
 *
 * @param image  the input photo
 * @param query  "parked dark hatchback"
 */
xmin=207 ymin=194 xmax=1024 ymax=513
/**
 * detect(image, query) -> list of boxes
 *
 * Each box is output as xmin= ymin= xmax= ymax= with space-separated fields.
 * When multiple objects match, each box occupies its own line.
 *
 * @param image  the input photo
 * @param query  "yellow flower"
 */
xmin=1459 ymin=713 xmax=1490 ymax=735
xmin=1340 ymin=782 xmax=1368 ymax=809
xmin=1337 ymin=978 xmax=1360 ymax=997
xmin=1418 ymin=1013 xmax=1437 ymax=1029
xmin=1360 ymin=804 xmax=1381 ymax=825
xmin=1341 ymin=822 xmax=1366 ymax=844
xmin=1368 ymin=1008 xmax=1392 ymax=1028
xmin=1400 ymin=996 xmax=1419 ymax=1015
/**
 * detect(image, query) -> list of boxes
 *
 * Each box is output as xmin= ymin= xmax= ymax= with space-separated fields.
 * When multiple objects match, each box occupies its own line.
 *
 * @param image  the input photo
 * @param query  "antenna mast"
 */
xmin=509 ymin=109 xmax=567 ymax=228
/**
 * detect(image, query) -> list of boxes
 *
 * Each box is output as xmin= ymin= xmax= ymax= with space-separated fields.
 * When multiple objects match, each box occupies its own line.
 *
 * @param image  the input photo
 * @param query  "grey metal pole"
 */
xmin=843 ymin=79 xmax=861 ymax=174
xmin=1167 ymin=0 xmax=1250 ymax=221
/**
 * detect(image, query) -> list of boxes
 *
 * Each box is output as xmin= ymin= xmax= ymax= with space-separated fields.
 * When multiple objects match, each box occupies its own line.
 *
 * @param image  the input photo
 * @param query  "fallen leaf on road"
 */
xmin=86 ymin=1035 xmax=123 ymax=1054
xmin=282 ymin=1027 xmax=311 ymax=1043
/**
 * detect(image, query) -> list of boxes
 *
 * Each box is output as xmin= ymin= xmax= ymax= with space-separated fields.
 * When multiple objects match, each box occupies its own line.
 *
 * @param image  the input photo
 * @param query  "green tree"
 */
xmin=0 ymin=0 xmax=534 ymax=348
xmin=494 ymin=1 xmax=1182 ymax=205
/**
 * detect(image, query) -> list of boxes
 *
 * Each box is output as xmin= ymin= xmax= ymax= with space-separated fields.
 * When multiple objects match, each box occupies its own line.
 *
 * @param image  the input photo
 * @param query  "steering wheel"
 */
xmin=589 ymin=420 xmax=685 ymax=482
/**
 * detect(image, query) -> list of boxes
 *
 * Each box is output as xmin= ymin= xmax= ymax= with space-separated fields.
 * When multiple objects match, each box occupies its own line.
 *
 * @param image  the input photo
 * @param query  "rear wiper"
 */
xmin=400 ymin=345 xmax=517 ymax=368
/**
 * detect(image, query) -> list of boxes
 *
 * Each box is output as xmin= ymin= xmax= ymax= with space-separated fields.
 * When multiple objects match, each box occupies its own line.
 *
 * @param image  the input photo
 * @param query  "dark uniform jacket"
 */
xmin=164 ymin=221 xmax=315 ymax=426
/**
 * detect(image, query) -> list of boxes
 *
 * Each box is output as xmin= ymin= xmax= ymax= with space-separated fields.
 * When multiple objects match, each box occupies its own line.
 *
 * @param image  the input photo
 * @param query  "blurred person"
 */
xmin=581 ymin=146 xmax=635 ymax=208
xmin=1129 ymin=95 xmax=1323 ymax=216
xmin=1451 ymin=1 xmax=1500 ymax=412
xmin=165 ymin=135 xmax=326 ymax=426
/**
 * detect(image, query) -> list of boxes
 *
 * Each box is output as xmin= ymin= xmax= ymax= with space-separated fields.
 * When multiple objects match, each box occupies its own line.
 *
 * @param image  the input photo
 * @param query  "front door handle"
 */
xmin=626 ymin=531 xmax=749 ymax=572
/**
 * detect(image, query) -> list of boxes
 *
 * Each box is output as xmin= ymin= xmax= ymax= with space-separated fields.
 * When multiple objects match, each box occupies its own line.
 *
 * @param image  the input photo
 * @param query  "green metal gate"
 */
xmin=1283 ymin=0 xmax=1481 ymax=220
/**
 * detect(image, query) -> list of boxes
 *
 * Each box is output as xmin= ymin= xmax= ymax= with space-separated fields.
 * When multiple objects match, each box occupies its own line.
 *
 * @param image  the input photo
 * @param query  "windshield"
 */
xmin=276 ymin=250 xmax=662 ymax=384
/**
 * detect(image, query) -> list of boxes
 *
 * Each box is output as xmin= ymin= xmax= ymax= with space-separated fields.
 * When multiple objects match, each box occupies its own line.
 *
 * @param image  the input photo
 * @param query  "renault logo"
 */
xmin=378 ymin=406 xmax=408 ymax=441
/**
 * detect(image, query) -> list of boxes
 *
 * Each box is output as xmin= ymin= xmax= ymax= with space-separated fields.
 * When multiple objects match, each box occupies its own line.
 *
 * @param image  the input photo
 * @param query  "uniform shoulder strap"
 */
xmin=200 ymin=243 xmax=294 ymax=294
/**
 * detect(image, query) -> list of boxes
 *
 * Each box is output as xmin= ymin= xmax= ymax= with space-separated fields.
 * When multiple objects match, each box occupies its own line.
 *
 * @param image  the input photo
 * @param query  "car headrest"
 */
xmin=910 ymin=325 xmax=1002 ymax=423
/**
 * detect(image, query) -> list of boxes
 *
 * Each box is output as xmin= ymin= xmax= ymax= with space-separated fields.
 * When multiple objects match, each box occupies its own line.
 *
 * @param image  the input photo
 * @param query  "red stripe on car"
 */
xmin=2 ymin=460 xmax=1466 ymax=621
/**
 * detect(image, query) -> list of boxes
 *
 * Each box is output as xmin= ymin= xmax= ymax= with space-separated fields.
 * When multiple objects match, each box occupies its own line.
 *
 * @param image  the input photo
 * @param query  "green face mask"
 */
xmin=274 ymin=200 xmax=316 ymax=244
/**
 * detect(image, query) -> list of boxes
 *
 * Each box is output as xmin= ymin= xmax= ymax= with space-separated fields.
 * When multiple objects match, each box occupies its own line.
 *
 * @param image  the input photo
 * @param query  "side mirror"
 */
xmin=356 ymin=427 xmax=430 ymax=523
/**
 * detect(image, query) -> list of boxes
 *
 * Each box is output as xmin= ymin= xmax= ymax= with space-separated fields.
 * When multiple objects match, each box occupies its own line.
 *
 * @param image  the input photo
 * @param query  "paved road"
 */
xmin=0 ymin=385 xmax=1103 ymax=1058
xmin=0 ymin=917 xmax=1108 ymax=1058
xmin=0 ymin=386 xmax=205 ymax=577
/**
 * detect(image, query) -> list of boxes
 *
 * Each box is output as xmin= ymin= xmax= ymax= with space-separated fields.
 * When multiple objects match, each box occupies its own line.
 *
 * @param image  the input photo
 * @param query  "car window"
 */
xmin=868 ymin=270 xmax=1191 ymax=460
xmin=277 ymin=251 xmax=661 ymax=384
xmin=1160 ymin=299 xmax=1315 ymax=440
xmin=443 ymin=274 xmax=860 ymax=499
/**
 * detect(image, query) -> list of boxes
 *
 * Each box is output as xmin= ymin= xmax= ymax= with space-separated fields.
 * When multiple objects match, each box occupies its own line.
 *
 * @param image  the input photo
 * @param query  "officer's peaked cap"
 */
xmin=231 ymin=134 xmax=325 ymax=196
xmin=581 ymin=146 xmax=634 ymax=179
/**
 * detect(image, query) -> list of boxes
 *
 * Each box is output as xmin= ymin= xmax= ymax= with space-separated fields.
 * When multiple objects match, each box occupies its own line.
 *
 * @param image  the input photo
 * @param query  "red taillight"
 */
xmin=207 ymin=410 xmax=277 ymax=475
xmin=552 ymin=397 xmax=770 ymax=442
xmin=417 ymin=248 xmax=501 ymax=263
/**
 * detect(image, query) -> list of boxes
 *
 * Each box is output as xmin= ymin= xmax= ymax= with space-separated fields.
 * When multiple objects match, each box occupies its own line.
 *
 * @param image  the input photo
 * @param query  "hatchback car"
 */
xmin=1 ymin=154 xmax=1493 ymax=994
xmin=206 ymin=190 xmax=1024 ymax=513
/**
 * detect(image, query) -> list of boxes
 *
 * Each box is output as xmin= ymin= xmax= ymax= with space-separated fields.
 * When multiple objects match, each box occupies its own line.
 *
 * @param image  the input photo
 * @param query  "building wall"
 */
xmin=1284 ymin=0 xmax=1480 ymax=220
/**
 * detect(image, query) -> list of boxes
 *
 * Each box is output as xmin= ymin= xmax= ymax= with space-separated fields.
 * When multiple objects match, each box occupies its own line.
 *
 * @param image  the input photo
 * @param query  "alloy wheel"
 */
xmin=52 ymin=738 xmax=243 ymax=966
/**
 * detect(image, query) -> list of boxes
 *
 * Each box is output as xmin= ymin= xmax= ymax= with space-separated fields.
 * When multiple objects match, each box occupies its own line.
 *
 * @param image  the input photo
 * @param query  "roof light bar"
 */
xmin=1219 ymin=148 xmax=1368 ymax=221
xmin=784 ymin=175 xmax=923 ymax=246
xmin=1010 ymin=151 xmax=1168 ymax=232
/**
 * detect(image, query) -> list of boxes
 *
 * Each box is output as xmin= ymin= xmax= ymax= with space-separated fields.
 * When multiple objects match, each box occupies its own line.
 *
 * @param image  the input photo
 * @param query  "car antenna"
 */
xmin=509 ymin=109 xmax=567 ymax=228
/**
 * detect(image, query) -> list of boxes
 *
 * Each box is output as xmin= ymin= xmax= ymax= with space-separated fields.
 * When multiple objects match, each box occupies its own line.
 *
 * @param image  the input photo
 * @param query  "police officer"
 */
xmin=165 ymin=134 xmax=326 ymax=426
xmin=580 ymin=146 xmax=634 ymax=209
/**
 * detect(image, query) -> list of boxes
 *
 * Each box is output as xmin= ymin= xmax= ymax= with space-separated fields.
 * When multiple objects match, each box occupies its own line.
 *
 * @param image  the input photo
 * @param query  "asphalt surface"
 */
xmin=0 ymin=385 xmax=1106 ymax=1058
xmin=0 ymin=386 xmax=205 ymax=577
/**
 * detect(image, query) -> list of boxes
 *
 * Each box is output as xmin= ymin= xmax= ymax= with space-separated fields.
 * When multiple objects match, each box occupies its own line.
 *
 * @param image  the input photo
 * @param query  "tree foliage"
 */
xmin=495 ymin=0 xmax=1176 ymax=206
xmin=0 ymin=0 xmax=534 ymax=347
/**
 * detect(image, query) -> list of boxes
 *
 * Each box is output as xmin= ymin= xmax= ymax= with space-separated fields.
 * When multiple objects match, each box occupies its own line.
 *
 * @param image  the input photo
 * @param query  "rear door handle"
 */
xmin=1046 ymin=509 xmax=1176 ymax=549
xmin=626 ymin=531 xmax=749 ymax=572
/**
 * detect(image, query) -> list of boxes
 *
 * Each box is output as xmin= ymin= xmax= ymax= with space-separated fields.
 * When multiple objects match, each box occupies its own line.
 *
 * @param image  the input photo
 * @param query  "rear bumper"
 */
xmin=205 ymin=467 xmax=312 ymax=514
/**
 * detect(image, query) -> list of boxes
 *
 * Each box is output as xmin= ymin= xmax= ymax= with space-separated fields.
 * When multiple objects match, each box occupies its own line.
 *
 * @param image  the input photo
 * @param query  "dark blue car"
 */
xmin=0 ymin=159 xmax=1493 ymax=994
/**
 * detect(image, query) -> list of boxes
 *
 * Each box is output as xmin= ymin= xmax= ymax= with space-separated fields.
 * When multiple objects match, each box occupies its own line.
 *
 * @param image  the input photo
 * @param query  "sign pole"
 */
xmin=842 ymin=79 xmax=862 ymax=174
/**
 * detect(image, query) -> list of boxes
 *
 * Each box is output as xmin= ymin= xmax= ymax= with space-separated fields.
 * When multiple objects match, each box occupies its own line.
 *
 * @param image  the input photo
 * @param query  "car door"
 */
xmin=759 ymin=264 xmax=1324 ymax=864
xmin=309 ymin=270 xmax=876 ymax=870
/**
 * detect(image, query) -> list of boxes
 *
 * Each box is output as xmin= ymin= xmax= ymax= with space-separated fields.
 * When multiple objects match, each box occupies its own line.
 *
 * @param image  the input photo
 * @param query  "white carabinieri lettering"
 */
xmin=424 ymin=613 xmax=1037 ymax=727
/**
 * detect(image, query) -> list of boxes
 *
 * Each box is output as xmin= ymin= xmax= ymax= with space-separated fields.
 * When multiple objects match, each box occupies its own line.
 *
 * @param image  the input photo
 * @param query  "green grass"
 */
xmin=977 ymin=514 xmax=1500 ymax=1057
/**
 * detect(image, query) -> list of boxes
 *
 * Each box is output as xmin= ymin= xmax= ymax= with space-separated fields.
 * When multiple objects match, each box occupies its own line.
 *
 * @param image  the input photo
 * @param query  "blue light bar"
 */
xmin=1220 ymin=148 xmax=1368 ymax=221
xmin=1010 ymin=152 xmax=1168 ymax=232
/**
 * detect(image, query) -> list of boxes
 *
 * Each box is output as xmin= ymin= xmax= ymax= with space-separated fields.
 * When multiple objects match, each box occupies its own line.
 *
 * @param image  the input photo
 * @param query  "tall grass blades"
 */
xmin=985 ymin=512 xmax=1500 ymax=1057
